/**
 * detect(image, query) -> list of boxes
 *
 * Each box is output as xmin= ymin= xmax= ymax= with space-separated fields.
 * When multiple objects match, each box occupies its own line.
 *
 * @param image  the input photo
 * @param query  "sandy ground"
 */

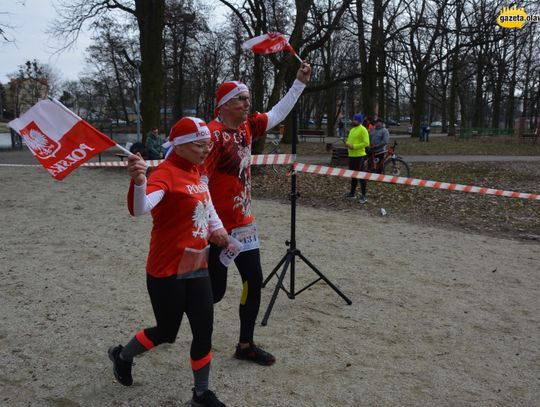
xmin=1 ymin=165 xmax=539 ymax=407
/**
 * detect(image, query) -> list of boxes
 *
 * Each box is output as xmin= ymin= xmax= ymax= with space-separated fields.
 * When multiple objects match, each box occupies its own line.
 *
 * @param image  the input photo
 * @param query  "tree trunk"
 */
xmin=135 ymin=0 xmax=165 ymax=143
xmin=447 ymin=1 xmax=462 ymax=137
xmin=377 ymin=50 xmax=386 ymax=120
xmin=472 ymin=52 xmax=484 ymax=128
xmin=491 ymin=53 xmax=505 ymax=128
xmin=109 ymin=41 xmax=130 ymax=124
xmin=411 ymin=70 xmax=428 ymax=138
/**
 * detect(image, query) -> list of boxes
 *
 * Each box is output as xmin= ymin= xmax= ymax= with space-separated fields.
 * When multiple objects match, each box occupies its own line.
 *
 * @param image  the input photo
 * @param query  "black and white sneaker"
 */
xmin=191 ymin=389 xmax=227 ymax=407
xmin=234 ymin=342 xmax=276 ymax=366
xmin=108 ymin=345 xmax=133 ymax=386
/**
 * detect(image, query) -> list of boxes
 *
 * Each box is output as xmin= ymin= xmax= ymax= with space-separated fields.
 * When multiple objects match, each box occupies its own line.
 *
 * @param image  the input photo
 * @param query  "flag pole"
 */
xmin=47 ymin=96 xmax=135 ymax=157
xmin=293 ymin=53 xmax=303 ymax=63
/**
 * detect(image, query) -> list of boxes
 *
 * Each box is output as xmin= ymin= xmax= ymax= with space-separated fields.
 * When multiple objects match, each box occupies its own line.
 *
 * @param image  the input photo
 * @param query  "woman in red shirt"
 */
xmin=108 ymin=117 xmax=229 ymax=407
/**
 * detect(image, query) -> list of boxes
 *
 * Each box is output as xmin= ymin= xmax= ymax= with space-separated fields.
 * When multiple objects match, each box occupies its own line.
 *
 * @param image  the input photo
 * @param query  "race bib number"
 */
xmin=231 ymin=223 xmax=260 ymax=253
xmin=219 ymin=237 xmax=243 ymax=267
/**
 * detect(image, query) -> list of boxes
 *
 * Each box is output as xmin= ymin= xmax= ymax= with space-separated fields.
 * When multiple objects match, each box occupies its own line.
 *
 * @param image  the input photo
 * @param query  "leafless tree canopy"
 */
xmin=2 ymin=0 xmax=539 ymax=147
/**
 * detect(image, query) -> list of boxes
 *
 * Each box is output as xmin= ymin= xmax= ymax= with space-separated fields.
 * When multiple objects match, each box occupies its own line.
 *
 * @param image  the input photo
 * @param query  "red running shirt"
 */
xmin=128 ymin=153 xmax=211 ymax=278
xmin=201 ymin=113 xmax=268 ymax=232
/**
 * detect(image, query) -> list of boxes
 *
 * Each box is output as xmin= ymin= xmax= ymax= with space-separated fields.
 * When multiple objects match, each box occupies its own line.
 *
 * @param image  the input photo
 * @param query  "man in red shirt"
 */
xmin=202 ymin=61 xmax=312 ymax=365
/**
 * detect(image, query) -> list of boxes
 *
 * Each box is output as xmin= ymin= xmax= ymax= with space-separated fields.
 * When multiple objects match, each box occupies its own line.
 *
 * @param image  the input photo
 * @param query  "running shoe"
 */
xmin=343 ymin=192 xmax=356 ymax=199
xmin=234 ymin=342 xmax=276 ymax=366
xmin=191 ymin=389 xmax=227 ymax=407
xmin=358 ymin=195 xmax=368 ymax=204
xmin=108 ymin=345 xmax=133 ymax=386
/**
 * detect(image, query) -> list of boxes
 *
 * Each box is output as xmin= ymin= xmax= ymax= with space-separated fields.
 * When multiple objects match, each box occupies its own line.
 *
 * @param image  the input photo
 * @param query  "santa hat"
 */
xmin=162 ymin=117 xmax=210 ymax=150
xmin=214 ymin=81 xmax=249 ymax=117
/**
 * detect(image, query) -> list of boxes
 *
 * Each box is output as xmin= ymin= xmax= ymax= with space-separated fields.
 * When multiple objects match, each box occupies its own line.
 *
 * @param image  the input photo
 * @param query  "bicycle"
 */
xmin=362 ymin=140 xmax=410 ymax=177
xmin=263 ymin=133 xmax=282 ymax=174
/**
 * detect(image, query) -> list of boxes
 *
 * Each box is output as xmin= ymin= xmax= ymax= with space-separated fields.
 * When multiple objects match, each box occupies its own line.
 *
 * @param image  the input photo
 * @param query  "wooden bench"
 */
xmin=330 ymin=146 xmax=348 ymax=166
xmin=520 ymin=132 xmax=538 ymax=144
xmin=298 ymin=129 xmax=326 ymax=142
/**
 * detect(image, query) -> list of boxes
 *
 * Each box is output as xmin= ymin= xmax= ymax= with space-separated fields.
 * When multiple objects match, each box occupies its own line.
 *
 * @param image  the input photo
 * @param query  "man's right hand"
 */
xmin=296 ymin=61 xmax=312 ymax=83
xmin=127 ymin=153 xmax=147 ymax=186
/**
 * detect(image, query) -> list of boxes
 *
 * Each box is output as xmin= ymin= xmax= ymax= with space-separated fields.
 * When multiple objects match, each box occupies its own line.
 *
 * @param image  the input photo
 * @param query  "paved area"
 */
xmin=1 ymin=145 xmax=539 ymax=166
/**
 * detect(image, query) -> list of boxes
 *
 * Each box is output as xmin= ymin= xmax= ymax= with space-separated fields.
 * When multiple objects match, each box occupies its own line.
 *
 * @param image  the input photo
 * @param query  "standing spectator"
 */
xmin=337 ymin=118 xmax=345 ymax=139
xmin=363 ymin=117 xmax=375 ymax=132
xmin=201 ymin=61 xmax=312 ymax=366
xmin=368 ymin=118 xmax=390 ymax=173
xmin=344 ymin=113 xmax=370 ymax=203
xmin=145 ymin=127 xmax=163 ymax=159
xmin=420 ymin=123 xmax=431 ymax=142
xmin=108 ymin=117 xmax=230 ymax=407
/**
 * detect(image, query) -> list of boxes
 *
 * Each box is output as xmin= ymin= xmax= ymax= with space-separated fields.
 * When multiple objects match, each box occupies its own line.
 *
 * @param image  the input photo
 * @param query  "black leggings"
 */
xmin=349 ymin=156 xmax=366 ymax=196
xmin=208 ymin=244 xmax=263 ymax=343
xmin=144 ymin=274 xmax=213 ymax=360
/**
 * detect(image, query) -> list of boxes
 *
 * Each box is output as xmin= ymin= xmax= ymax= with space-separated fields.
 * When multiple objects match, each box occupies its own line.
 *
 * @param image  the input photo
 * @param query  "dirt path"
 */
xmin=1 ymin=166 xmax=539 ymax=406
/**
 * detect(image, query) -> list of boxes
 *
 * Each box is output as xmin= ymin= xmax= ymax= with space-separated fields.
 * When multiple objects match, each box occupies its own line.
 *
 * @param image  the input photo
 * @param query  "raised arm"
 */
xmin=265 ymin=61 xmax=312 ymax=130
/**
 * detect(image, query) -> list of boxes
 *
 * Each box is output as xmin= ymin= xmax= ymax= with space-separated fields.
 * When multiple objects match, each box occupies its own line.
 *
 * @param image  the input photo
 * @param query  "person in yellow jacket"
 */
xmin=344 ymin=113 xmax=370 ymax=203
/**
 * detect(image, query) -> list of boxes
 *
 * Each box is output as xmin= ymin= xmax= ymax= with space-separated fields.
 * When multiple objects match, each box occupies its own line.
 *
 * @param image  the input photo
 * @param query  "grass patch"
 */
xmin=252 ymin=161 xmax=540 ymax=241
xmin=270 ymin=135 xmax=540 ymax=156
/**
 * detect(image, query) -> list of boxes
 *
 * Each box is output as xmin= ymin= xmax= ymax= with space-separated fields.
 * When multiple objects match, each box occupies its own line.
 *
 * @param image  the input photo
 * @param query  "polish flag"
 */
xmin=242 ymin=32 xmax=299 ymax=58
xmin=8 ymin=99 xmax=117 ymax=180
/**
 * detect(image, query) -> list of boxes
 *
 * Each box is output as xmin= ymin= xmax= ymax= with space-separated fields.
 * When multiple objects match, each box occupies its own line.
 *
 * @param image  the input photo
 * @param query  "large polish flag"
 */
xmin=8 ymin=99 xmax=116 ymax=180
xmin=241 ymin=32 xmax=298 ymax=56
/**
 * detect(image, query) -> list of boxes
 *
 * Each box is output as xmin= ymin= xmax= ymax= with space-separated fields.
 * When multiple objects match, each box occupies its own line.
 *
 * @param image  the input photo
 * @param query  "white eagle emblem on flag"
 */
xmin=20 ymin=121 xmax=61 ymax=159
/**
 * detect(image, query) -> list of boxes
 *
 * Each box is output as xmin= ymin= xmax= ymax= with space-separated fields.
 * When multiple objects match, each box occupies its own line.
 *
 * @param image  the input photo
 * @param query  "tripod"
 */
xmin=261 ymin=110 xmax=352 ymax=326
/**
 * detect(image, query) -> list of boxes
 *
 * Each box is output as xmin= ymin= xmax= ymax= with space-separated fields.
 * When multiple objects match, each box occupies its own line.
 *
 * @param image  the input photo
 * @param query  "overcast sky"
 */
xmin=0 ymin=0 xmax=226 ymax=85
xmin=0 ymin=0 xmax=94 ymax=84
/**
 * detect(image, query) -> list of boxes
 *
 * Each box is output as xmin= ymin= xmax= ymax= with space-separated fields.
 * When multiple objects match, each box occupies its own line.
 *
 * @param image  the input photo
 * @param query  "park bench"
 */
xmin=298 ymin=129 xmax=326 ymax=142
xmin=520 ymin=131 xmax=538 ymax=144
xmin=519 ymin=120 xmax=539 ymax=144
xmin=515 ymin=117 xmax=539 ymax=144
xmin=330 ymin=146 xmax=348 ymax=166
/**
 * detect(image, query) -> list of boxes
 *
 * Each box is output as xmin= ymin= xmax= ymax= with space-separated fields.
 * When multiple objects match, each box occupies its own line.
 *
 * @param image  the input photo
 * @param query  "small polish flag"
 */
xmin=8 ymin=99 xmax=117 ymax=180
xmin=242 ymin=32 xmax=302 ymax=62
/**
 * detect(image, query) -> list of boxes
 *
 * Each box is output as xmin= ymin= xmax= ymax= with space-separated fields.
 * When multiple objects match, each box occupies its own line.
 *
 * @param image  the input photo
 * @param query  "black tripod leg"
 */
xmin=262 ymin=251 xmax=289 ymax=287
xmin=261 ymin=253 xmax=293 ymax=326
xmin=297 ymin=252 xmax=352 ymax=305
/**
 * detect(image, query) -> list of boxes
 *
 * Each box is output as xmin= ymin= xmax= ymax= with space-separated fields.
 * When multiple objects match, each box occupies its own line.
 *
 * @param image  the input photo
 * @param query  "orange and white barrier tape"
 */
xmin=80 ymin=154 xmax=296 ymax=168
xmin=0 ymin=154 xmax=295 ymax=169
xmin=2 ymin=155 xmax=538 ymax=200
xmin=251 ymin=153 xmax=296 ymax=165
xmin=293 ymin=162 xmax=540 ymax=201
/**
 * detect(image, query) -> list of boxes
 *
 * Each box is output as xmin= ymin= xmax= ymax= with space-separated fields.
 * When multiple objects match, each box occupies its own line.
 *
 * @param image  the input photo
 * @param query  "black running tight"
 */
xmin=208 ymin=244 xmax=263 ymax=343
xmin=143 ymin=274 xmax=213 ymax=360
xmin=349 ymin=156 xmax=366 ymax=196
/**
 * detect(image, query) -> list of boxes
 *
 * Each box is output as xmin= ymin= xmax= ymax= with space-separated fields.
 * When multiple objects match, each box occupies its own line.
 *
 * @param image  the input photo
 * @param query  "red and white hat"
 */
xmin=162 ymin=117 xmax=210 ymax=149
xmin=214 ymin=81 xmax=249 ymax=117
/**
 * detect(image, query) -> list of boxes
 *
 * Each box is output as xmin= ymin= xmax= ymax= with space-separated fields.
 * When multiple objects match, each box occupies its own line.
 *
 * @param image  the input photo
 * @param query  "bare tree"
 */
xmin=50 ymin=0 xmax=165 ymax=141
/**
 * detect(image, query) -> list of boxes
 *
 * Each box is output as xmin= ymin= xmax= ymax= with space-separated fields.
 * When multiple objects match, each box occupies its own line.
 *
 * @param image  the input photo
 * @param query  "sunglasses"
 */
xmin=191 ymin=141 xmax=214 ymax=151
xmin=230 ymin=95 xmax=251 ymax=103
